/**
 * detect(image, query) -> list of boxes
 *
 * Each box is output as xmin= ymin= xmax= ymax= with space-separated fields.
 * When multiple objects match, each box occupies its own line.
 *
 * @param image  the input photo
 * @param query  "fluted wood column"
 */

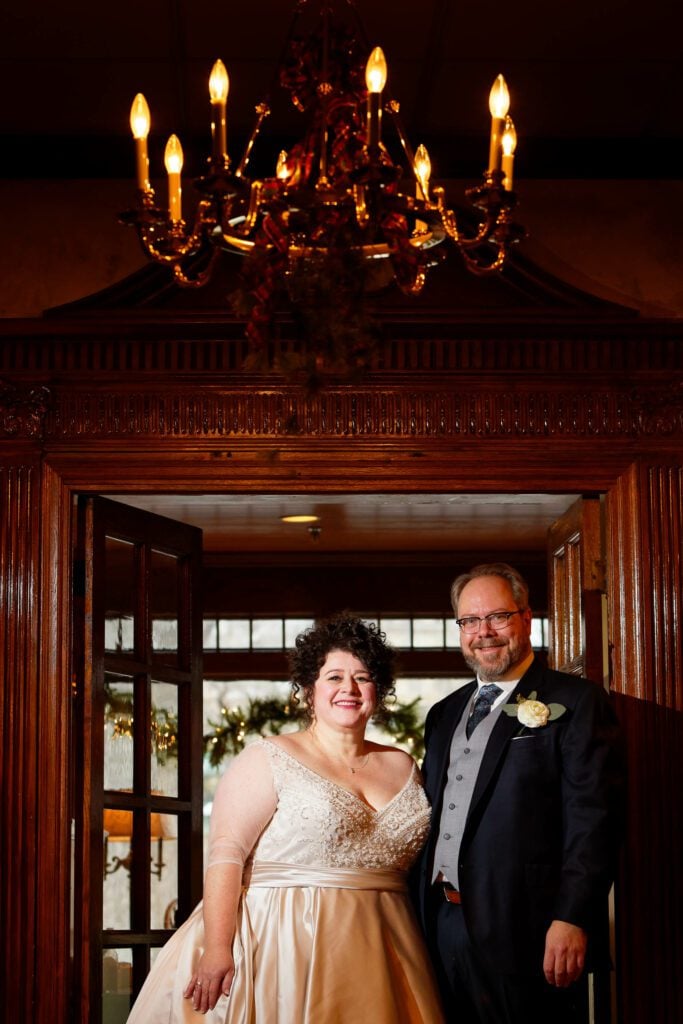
xmin=0 ymin=453 xmax=42 ymax=1020
xmin=606 ymin=460 xmax=683 ymax=1024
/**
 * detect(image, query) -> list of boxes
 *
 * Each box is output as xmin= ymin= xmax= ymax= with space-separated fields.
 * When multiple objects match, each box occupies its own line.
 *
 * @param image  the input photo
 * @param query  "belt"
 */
xmin=434 ymin=881 xmax=462 ymax=904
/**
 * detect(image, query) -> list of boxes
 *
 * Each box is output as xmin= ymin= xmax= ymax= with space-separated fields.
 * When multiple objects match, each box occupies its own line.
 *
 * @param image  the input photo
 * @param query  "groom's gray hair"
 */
xmin=450 ymin=562 xmax=530 ymax=614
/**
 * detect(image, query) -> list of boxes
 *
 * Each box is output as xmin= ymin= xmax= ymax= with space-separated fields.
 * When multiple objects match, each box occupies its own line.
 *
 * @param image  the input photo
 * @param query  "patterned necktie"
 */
xmin=466 ymin=683 xmax=503 ymax=738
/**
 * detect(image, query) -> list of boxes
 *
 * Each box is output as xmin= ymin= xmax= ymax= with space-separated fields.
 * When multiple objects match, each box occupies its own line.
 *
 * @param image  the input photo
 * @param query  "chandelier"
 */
xmin=122 ymin=0 xmax=522 ymax=366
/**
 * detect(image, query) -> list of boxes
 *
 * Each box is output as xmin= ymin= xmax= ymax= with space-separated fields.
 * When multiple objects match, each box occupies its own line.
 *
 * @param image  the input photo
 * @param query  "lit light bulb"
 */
xmin=164 ymin=134 xmax=184 ymax=221
xmin=487 ymin=74 xmax=511 ymax=173
xmin=488 ymin=74 xmax=510 ymax=119
xmin=276 ymin=150 xmax=290 ymax=181
xmin=501 ymin=117 xmax=517 ymax=190
xmin=164 ymin=135 xmax=183 ymax=176
xmin=129 ymin=93 xmax=150 ymax=140
xmin=209 ymin=59 xmax=229 ymax=104
xmin=414 ymin=143 xmax=432 ymax=200
xmin=130 ymin=94 xmax=151 ymax=191
xmin=365 ymin=47 xmax=387 ymax=94
xmin=209 ymin=60 xmax=229 ymax=162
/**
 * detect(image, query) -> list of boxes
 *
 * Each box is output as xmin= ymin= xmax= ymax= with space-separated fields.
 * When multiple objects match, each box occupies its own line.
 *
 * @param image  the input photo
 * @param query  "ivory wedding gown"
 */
xmin=127 ymin=738 xmax=444 ymax=1023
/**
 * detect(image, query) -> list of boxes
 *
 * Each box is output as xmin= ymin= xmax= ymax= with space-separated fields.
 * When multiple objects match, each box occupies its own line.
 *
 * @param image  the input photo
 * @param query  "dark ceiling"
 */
xmin=1 ymin=0 xmax=677 ymax=182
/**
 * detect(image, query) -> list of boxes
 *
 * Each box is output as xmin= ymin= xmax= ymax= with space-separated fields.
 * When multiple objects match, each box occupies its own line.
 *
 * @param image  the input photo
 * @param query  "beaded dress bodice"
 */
xmin=251 ymin=740 xmax=431 ymax=871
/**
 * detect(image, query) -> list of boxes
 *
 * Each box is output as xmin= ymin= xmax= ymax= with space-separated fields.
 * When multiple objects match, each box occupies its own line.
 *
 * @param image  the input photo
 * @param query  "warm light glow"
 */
xmin=276 ymin=150 xmax=290 ymax=181
xmin=103 ymin=808 xmax=177 ymax=841
xmin=488 ymin=75 xmax=510 ymax=119
xmin=280 ymin=514 xmax=320 ymax=524
xmin=129 ymin=93 xmax=150 ymax=140
xmin=414 ymin=143 xmax=432 ymax=198
xmin=164 ymin=134 xmax=184 ymax=175
xmin=501 ymin=117 xmax=517 ymax=190
xmin=365 ymin=47 xmax=387 ymax=94
xmin=501 ymin=117 xmax=517 ymax=157
xmin=209 ymin=59 xmax=230 ymax=105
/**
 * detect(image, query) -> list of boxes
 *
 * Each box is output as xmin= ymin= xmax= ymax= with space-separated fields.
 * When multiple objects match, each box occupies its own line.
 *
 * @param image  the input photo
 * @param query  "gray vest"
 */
xmin=431 ymin=699 xmax=505 ymax=888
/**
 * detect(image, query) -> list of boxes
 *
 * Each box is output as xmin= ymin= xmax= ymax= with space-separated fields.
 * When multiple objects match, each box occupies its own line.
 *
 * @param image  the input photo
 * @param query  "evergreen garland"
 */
xmin=105 ymin=686 xmax=426 ymax=766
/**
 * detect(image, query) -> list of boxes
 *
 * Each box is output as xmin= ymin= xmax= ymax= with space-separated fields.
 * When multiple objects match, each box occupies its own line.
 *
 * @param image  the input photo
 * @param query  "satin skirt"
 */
xmin=126 ymin=862 xmax=445 ymax=1023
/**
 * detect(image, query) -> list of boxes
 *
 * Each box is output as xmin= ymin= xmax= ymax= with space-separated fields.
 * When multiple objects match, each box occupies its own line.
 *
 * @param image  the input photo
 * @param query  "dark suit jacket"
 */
xmin=415 ymin=658 xmax=624 ymax=976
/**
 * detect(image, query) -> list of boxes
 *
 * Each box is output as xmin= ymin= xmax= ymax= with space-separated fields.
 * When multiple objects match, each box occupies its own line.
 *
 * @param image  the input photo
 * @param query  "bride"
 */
xmin=126 ymin=613 xmax=444 ymax=1022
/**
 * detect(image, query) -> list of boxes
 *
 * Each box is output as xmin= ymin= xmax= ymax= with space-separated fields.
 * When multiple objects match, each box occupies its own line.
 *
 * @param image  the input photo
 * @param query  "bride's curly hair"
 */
xmin=289 ymin=613 xmax=397 ymax=723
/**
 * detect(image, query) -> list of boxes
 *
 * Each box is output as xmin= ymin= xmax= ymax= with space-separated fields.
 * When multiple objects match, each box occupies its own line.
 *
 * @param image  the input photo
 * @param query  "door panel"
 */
xmin=547 ymin=496 xmax=605 ymax=684
xmin=74 ymin=497 xmax=203 ymax=1024
xmin=547 ymin=495 xmax=612 ymax=1024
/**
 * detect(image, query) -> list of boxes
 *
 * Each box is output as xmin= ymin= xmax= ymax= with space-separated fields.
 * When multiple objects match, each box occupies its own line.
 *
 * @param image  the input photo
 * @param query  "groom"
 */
xmin=415 ymin=563 xmax=623 ymax=1024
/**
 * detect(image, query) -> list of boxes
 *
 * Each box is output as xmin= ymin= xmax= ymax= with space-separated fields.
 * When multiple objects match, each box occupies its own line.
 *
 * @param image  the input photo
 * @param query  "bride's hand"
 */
xmin=183 ymin=948 xmax=235 ymax=1014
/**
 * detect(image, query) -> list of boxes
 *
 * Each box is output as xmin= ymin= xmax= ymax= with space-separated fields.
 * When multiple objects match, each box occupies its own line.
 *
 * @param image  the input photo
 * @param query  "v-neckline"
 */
xmin=261 ymin=738 xmax=415 ymax=814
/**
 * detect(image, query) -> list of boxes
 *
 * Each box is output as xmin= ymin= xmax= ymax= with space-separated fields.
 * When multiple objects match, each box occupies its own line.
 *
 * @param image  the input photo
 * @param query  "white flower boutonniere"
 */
xmin=501 ymin=690 xmax=566 ymax=728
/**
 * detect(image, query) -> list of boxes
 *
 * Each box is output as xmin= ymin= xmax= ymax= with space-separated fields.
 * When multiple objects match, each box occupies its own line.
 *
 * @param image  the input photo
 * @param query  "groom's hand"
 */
xmin=543 ymin=919 xmax=587 ymax=987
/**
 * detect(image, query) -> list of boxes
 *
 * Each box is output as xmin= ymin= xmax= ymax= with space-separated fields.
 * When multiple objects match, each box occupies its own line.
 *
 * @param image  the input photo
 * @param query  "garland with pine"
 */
xmin=105 ymin=685 xmax=425 ymax=766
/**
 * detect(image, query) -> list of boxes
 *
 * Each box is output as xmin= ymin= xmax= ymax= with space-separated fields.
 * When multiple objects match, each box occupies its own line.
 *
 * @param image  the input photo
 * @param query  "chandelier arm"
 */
xmin=137 ymin=200 xmax=218 ymax=262
xmin=385 ymin=99 xmax=416 ymax=170
xmin=235 ymin=104 xmax=271 ymax=178
xmin=460 ymin=246 xmax=508 ymax=274
xmin=396 ymin=267 xmax=427 ymax=296
xmin=172 ymin=247 xmax=222 ymax=288
xmin=231 ymin=181 xmax=265 ymax=237
xmin=353 ymin=184 xmax=369 ymax=228
xmin=236 ymin=0 xmax=309 ymax=177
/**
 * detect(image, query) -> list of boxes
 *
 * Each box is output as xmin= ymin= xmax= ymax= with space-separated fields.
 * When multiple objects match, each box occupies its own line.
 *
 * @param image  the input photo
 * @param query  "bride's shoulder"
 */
xmin=369 ymin=743 xmax=417 ymax=770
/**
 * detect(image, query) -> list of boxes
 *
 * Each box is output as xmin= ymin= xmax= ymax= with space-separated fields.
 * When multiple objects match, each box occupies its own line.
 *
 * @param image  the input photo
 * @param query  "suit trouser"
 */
xmin=428 ymin=886 xmax=587 ymax=1024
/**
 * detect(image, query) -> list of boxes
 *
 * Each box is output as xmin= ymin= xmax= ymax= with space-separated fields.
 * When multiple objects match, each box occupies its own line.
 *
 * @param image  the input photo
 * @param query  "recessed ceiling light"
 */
xmin=280 ymin=514 xmax=320 ymax=524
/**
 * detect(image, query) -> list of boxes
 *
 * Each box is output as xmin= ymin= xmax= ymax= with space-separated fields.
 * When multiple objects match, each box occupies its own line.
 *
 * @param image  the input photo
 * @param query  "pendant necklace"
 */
xmin=310 ymin=731 xmax=370 ymax=774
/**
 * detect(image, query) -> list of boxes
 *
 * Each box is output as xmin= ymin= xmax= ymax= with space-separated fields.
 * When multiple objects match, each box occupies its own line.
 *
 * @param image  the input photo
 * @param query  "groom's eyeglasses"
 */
xmin=455 ymin=610 xmax=526 ymax=634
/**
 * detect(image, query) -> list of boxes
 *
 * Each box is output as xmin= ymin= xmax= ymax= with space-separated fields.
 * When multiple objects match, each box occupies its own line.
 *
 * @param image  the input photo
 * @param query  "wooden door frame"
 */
xmin=24 ymin=444 xmax=670 ymax=1021
xmin=2 ymin=322 xmax=681 ymax=1024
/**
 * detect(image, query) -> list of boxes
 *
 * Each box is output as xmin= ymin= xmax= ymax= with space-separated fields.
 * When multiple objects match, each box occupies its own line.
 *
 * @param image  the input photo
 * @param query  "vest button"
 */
xmin=444 ymin=833 xmax=451 ymax=840
xmin=448 ymin=803 xmax=455 ymax=810
xmin=455 ymin=774 xmax=463 ymax=781
xmin=463 ymin=747 xmax=471 ymax=753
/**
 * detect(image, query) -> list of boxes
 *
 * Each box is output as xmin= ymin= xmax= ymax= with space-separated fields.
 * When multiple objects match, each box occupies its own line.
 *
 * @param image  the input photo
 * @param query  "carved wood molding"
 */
xmin=0 ymin=380 xmax=51 ymax=439
xmin=39 ymin=381 xmax=683 ymax=440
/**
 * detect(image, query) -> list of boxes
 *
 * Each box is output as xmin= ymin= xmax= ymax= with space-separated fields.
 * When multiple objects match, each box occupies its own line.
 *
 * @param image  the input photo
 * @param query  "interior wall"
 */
xmin=1 ymin=178 xmax=682 ymax=319
xmin=202 ymin=557 xmax=550 ymax=617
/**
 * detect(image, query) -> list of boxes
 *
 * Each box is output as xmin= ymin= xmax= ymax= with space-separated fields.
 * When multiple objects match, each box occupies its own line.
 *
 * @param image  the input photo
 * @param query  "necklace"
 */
xmin=309 ymin=731 xmax=370 ymax=774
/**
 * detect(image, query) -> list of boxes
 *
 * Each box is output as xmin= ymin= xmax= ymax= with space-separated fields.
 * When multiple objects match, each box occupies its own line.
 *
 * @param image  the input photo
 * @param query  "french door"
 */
xmin=72 ymin=497 xmax=204 ymax=1024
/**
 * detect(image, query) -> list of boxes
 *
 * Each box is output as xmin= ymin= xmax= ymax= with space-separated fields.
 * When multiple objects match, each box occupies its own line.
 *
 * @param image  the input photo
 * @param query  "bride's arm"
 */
xmin=184 ymin=743 xmax=277 ymax=1013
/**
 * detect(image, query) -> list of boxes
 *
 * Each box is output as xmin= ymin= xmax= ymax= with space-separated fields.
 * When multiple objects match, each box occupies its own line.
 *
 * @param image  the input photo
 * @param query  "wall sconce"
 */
xmin=103 ymin=809 xmax=176 ymax=881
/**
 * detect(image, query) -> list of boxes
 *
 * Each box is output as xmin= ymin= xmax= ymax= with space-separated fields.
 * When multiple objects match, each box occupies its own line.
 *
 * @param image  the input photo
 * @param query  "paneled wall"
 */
xmin=1 ymin=320 xmax=682 ymax=1024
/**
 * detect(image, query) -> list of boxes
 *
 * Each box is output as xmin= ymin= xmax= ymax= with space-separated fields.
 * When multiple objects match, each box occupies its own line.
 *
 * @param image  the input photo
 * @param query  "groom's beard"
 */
xmin=463 ymin=635 xmax=531 ymax=681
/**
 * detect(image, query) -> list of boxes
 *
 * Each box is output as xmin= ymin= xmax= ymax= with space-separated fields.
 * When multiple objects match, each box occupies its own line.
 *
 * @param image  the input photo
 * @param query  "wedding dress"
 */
xmin=127 ymin=738 xmax=444 ymax=1023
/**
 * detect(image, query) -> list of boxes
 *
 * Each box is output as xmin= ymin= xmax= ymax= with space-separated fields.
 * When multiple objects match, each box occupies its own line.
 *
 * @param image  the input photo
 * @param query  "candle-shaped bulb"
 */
xmin=164 ymin=134 xmax=183 ymax=175
xmin=365 ymin=46 xmax=387 ymax=94
xmin=501 ymin=117 xmax=517 ymax=190
xmin=130 ymin=94 xmax=151 ymax=191
xmin=414 ymin=143 xmax=432 ymax=200
xmin=164 ymin=134 xmax=184 ymax=222
xmin=209 ymin=59 xmax=229 ymax=163
xmin=209 ymin=59 xmax=229 ymax=104
xmin=129 ymin=93 xmax=150 ymax=140
xmin=488 ymin=74 xmax=510 ymax=119
xmin=276 ymin=150 xmax=290 ymax=181
xmin=487 ymin=74 xmax=510 ymax=173
xmin=501 ymin=118 xmax=517 ymax=157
